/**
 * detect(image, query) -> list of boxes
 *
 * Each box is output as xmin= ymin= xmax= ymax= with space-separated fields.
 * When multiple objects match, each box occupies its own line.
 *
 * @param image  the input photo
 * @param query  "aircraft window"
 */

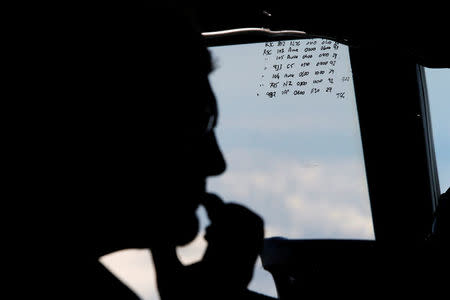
xmin=424 ymin=68 xmax=450 ymax=193
xmin=207 ymin=39 xmax=375 ymax=241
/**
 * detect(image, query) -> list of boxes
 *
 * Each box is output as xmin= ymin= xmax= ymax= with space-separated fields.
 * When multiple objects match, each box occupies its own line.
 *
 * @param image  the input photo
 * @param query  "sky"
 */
xmin=425 ymin=68 xmax=450 ymax=193
xmin=100 ymin=43 xmax=449 ymax=300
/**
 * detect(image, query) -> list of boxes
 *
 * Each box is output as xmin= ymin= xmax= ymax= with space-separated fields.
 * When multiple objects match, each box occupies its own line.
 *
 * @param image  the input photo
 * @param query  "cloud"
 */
xmin=100 ymin=210 xmax=209 ymax=300
xmin=100 ymin=249 xmax=159 ymax=300
xmin=248 ymin=257 xmax=278 ymax=298
xmin=208 ymin=148 xmax=375 ymax=240
xmin=204 ymin=148 xmax=375 ymax=297
xmin=219 ymin=112 xmax=354 ymax=135
xmin=177 ymin=221 xmax=207 ymax=265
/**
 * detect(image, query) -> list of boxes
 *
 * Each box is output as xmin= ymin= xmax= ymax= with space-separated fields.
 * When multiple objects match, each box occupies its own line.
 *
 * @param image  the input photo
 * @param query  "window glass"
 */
xmin=424 ymin=68 xmax=450 ymax=193
xmin=204 ymin=38 xmax=375 ymax=296
xmin=207 ymin=38 xmax=375 ymax=240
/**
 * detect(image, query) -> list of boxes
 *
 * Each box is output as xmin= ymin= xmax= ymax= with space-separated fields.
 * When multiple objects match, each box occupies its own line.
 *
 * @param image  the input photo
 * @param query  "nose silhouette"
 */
xmin=204 ymin=132 xmax=226 ymax=177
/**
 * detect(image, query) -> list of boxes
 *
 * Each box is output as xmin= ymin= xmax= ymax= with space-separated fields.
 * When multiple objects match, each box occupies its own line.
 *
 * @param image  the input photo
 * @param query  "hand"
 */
xmin=151 ymin=193 xmax=265 ymax=299
xmin=191 ymin=193 xmax=265 ymax=296
xmin=202 ymin=193 xmax=264 ymax=276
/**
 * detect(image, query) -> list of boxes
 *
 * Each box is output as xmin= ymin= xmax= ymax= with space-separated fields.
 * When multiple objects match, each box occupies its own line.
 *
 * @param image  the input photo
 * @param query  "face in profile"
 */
xmin=157 ymin=44 xmax=227 ymax=247
xmin=76 ymin=13 xmax=226 ymax=254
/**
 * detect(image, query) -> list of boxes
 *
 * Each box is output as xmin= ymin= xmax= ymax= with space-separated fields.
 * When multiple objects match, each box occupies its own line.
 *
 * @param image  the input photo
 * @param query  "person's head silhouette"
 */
xmin=60 ymin=7 xmax=227 ymax=258
xmin=31 ymin=6 xmax=268 ymax=299
xmin=27 ymin=1 xmax=225 ymax=266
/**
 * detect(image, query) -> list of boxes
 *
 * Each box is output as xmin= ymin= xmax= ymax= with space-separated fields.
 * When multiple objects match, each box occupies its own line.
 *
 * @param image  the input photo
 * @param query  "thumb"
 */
xmin=201 ymin=192 xmax=225 ymax=222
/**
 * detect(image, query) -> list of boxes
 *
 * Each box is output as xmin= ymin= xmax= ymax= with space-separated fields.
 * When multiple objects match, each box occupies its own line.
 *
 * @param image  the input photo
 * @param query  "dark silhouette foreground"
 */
xmin=16 ymin=4 xmax=448 ymax=299
xmin=23 ymin=4 xmax=273 ymax=299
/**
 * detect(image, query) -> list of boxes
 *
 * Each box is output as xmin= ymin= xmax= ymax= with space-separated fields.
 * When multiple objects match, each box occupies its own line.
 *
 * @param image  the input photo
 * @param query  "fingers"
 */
xmin=201 ymin=192 xmax=225 ymax=221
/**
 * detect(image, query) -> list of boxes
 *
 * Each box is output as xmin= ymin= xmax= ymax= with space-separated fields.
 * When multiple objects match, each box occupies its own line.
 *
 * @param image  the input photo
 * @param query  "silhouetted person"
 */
xmin=20 ymin=4 xmax=271 ymax=299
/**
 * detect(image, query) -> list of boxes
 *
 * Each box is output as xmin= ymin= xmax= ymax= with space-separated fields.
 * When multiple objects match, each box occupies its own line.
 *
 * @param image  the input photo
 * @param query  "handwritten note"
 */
xmin=257 ymin=38 xmax=352 ymax=100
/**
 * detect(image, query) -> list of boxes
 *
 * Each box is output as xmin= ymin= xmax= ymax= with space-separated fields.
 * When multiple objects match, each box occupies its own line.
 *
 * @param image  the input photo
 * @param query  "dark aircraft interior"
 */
xmin=13 ymin=4 xmax=448 ymax=299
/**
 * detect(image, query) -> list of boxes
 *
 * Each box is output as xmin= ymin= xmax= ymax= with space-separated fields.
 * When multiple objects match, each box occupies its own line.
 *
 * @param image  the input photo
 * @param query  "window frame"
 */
xmin=203 ymin=28 xmax=437 ymax=243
